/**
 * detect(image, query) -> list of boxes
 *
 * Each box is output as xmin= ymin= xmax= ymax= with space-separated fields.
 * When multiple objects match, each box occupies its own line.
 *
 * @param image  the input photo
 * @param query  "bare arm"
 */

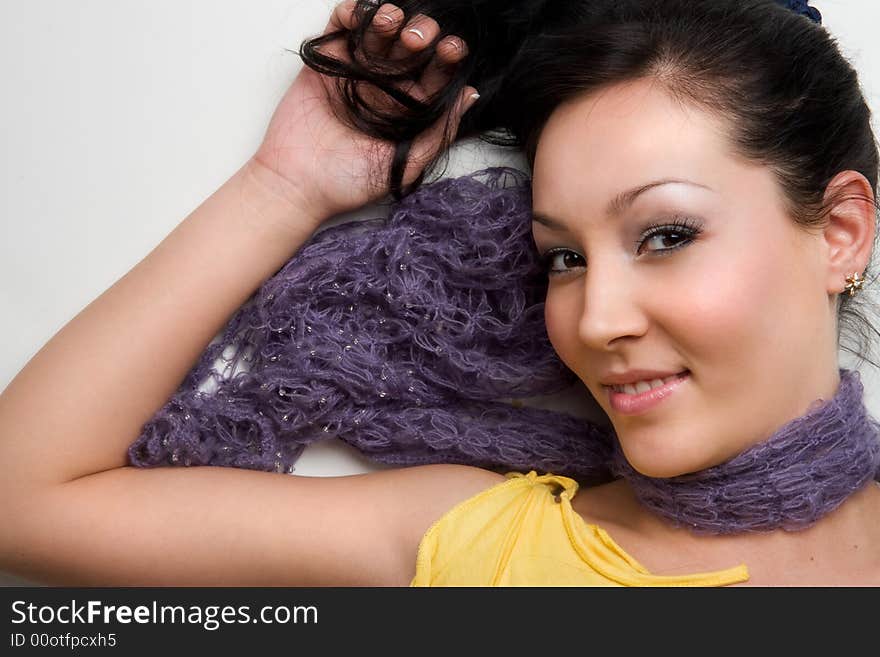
xmin=0 ymin=159 xmax=410 ymax=586
xmin=0 ymin=1 xmax=488 ymax=585
xmin=2 ymin=460 xmax=502 ymax=586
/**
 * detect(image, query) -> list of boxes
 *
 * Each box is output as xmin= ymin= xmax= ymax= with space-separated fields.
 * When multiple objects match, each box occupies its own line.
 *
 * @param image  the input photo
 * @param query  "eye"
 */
xmin=540 ymin=248 xmax=585 ymax=277
xmin=539 ymin=216 xmax=703 ymax=277
xmin=636 ymin=216 xmax=703 ymax=256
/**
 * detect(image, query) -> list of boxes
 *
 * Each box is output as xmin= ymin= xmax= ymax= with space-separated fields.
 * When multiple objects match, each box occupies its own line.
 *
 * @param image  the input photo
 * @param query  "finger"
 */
xmin=388 ymin=14 xmax=441 ymax=61
xmin=323 ymin=0 xmax=359 ymax=35
xmin=363 ymin=3 xmax=406 ymax=57
xmin=405 ymin=86 xmax=480 ymax=184
xmin=435 ymin=35 xmax=469 ymax=65
xmin=418 ymin=36 xmax=469 ymax=98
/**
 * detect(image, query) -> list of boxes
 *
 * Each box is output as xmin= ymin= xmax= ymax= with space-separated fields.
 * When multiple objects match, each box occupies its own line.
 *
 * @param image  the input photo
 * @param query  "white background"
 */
xmin=1 ymin=1 xmax=878 ymax=585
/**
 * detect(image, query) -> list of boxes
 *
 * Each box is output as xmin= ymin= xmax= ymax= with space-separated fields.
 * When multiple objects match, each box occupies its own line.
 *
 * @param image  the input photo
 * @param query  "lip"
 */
xmin=604 ymin=371 xmax=690 ymax=416
xmin=599 ymin=369 xmax=687 ymax=386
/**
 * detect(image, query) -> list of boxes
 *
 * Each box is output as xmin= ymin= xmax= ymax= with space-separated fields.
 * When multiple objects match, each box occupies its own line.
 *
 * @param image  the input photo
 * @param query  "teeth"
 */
xmin=611 ymin=373 xmax=684 ymax=394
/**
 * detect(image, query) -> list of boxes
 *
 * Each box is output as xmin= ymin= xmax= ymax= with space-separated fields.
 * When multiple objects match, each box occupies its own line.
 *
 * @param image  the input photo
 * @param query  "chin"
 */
xmin=624 ymin=458 xmax=693 ymax=479
xmin=618 ymin=440 xmax=718 ymax=479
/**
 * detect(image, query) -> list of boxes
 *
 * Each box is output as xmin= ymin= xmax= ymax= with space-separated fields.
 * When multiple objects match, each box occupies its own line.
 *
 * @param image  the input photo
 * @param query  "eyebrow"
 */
xmin=531 ymin=178 xmax=712 ymax=231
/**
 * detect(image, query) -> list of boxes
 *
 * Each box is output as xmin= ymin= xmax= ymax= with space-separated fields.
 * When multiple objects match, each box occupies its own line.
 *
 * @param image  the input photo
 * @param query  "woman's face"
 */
xmin=531 ymin=78 xmax=841 ymax=477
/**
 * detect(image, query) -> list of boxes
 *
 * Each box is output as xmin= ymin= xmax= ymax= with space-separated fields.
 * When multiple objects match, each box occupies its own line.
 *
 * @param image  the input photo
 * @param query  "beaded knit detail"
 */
xmin=128 ymin=168 xmax=614 ymax=483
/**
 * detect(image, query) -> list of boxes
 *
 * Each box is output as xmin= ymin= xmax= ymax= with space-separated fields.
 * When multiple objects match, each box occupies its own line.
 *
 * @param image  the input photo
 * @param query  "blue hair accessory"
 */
xmin=779 ymin=0 xmax=822 ymax=24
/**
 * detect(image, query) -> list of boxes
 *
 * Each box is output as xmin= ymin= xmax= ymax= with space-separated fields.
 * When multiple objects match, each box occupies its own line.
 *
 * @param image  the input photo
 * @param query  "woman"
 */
xmin=0 ymin=0 xmax=878 ymax=585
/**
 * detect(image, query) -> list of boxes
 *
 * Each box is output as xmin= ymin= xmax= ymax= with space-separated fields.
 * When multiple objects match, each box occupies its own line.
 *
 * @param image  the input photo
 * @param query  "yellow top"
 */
xmin=411 ymin=471 xmax=750 ymax=587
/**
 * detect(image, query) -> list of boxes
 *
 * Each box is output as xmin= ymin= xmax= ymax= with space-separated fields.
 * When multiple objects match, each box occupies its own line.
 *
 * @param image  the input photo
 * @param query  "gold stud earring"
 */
xmin=844 ymin=272 xmax=865 ymax=297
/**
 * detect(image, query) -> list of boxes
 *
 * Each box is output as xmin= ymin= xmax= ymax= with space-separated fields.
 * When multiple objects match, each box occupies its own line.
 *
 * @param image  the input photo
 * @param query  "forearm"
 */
xmin=0 ymin=158 xmax=326 ymax=490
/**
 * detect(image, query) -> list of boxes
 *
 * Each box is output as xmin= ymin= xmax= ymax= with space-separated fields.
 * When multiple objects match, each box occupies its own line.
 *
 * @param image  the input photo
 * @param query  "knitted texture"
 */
xmin=127 ymin=167 xmax=616 ymax=484
xmin=779 ymin=0 xmax=822 ymax=24
xmin=610 ymin=369 xmax=880 ymax=534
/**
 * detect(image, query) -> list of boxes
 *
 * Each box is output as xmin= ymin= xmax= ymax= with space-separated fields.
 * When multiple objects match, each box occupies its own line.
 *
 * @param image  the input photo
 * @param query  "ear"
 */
xmin=821 ymin=170 xmax=876 ymax=296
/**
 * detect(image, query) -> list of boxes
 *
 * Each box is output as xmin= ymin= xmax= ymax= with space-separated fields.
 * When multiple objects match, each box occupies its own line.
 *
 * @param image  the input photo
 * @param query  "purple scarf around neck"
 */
xmin=608 ymin=368 xmax=880 ymax=534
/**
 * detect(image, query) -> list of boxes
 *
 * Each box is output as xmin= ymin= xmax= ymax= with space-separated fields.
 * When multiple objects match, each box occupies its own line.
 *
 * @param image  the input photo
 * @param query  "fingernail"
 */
xmin=464 ymin=90 xmax=480 ymax=113
xmin=450 ymin=39 xmax=464 ymax=53
xmin=407 ymin=27 xmax=425 ymax=40
xmin=376 ymin=13 xmax=394 ymax=25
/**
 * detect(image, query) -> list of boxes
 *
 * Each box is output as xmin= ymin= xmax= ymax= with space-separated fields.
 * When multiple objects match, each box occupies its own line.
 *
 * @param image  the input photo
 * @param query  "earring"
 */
xmin=844 ymin=272 xmax=865 ymax=297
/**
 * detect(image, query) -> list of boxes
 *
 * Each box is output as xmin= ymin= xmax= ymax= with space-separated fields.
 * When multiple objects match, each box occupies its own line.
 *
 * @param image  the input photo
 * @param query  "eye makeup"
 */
xmin=538 ymin=214 xmax=705 ymax=277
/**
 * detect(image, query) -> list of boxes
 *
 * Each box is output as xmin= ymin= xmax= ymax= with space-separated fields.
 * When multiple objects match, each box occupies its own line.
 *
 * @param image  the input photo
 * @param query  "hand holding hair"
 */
xmin=254 ymin=0 xmax=478 ymax=222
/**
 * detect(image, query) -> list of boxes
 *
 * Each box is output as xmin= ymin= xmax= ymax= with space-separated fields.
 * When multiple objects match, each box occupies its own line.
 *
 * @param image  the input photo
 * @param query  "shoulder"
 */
xmin=388 ymin=464 xmax=507 ymax=541
xmin=366 ymin=464 xmax=505 ymax=581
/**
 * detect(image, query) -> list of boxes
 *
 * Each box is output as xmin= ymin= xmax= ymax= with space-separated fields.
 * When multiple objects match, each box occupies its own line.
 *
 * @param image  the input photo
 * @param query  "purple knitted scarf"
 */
xmin=128 ymin=166 xmax=879 ymax=534
xmin=128 ymin=167 xmax=614 ymax=484
xmin=610 ymin=369 xmax=880 ymax=534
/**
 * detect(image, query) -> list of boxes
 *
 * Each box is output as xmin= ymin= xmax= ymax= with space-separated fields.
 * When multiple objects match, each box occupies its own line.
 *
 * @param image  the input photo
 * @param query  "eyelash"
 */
xmin=539 ymin=216 xmax=704 ymax=277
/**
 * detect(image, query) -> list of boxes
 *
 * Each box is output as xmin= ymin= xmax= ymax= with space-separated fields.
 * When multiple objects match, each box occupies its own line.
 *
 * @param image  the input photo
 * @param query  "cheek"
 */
xmin=669 ymin=238 xmax=807 ymax=373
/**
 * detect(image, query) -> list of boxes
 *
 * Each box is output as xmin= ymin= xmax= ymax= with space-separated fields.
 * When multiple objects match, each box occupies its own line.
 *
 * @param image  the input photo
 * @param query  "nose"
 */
xmin=577 ymin=259 xmax=649 ymax=349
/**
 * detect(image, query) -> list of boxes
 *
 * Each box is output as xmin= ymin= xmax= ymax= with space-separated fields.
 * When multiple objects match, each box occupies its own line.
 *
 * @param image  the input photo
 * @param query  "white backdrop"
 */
xmin=1 ymin=1 xmax=879 ymax=585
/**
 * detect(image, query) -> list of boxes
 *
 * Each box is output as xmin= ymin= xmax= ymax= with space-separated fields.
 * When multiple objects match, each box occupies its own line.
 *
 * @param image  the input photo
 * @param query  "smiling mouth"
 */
xmin=604 ymin=370 xmax=690 ymax=416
